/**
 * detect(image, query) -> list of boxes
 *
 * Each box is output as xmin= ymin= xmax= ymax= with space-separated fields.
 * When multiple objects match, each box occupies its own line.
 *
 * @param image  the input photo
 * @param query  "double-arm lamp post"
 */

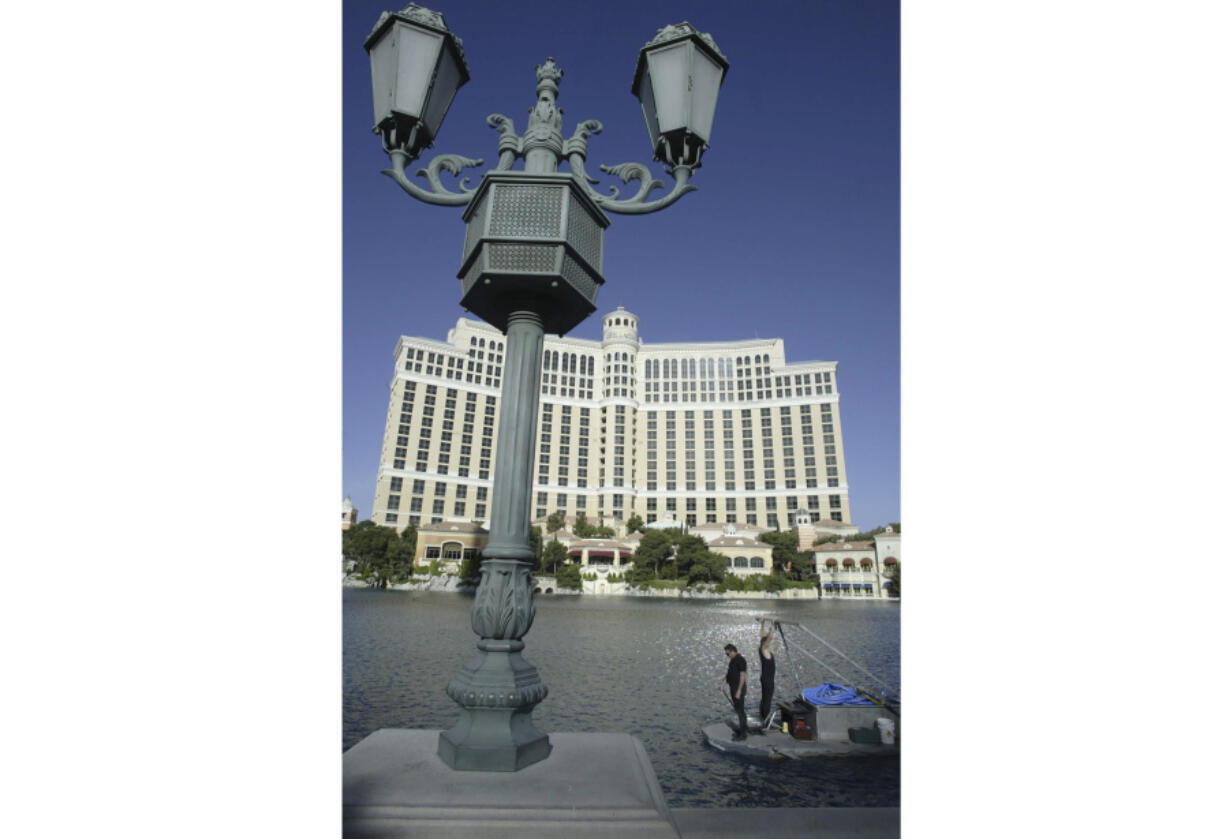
xmin=365 ymin=3 xmax=728 ymax=772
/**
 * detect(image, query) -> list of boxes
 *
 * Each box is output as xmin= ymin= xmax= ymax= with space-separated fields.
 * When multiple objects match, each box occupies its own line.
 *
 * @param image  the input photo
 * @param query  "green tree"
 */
xmin=885 ymin=561 xmax=901 ymax=597
xmin=684 ymin=550 xmax=726 ymax=585
xmin=540 ymin=539 xmax=568 ymax=574
xmin=343 ymin=520 xmax=412 ymax=589
xmin=555 ymin=563 xmax=582 ymax=590
xmin=762 ymin=574 xmax=787 ymax=593
xmin=672 ymin=534 xmax=710 ymax=578
xmin=398 ymin=523 xmax=417 ymax=558
xmin=721 ymin=572 xmax=746 ymax=592
xmin=546 ymin=511 xmax=566 ymax=538
xmin=626 ymin=562 xmax=656 ymax=588
xmin=572 ymin=512 xmax=594 ymax=538
xmin=625 ymin=514 xmax=645 ymax=534
xmin=632 ymin=529 xmax=674 ymax=576
xmin=458 ymin=549 xmax=484 ymax=582
xmin=760 ymin=530 xmax=801 ymax=577
xmin=812 ymin=523 xmax=901 ymax=548
xmin=529 ymin=526 xmax=543 ymax=565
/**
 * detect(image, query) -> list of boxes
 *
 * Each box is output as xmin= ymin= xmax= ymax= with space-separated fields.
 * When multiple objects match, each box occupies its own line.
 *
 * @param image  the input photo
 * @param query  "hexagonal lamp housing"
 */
xmin=458 ymin=173 xmax=609 ymax=336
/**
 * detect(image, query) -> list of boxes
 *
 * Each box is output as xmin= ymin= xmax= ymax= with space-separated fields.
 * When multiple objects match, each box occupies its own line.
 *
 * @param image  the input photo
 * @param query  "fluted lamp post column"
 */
xmin=364 ymin=3 xmax=728 ymax=772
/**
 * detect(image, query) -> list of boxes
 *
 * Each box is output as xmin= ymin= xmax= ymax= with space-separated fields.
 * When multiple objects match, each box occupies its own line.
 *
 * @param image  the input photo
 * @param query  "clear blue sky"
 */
xmin=343 ymin=0 xmax=899 ymax=529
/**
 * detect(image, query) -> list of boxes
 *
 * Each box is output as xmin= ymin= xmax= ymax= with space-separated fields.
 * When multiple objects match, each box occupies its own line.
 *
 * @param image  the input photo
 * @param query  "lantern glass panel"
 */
xmin=393 ymin=23 xmax=444 ymax=120
xmin=689 ymin=47 xmax=724 ymax=145
xmin=368 ymin=26 xmax=399 ymax=125
xmin=645 ymin=42 xmax=690 ymax=135
xmin=422 ymin=39 xmax=462 ymax=139
xmin=637 ymin=62 xmax=660 ymax=150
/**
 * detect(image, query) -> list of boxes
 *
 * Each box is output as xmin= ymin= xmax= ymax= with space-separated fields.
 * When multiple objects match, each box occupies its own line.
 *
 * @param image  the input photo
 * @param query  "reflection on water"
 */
xmin=344 ymin=589 xmax=899 ymax=808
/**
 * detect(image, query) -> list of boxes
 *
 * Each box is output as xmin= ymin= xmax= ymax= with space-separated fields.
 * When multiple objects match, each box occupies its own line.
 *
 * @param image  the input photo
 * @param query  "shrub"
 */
xmin=555 ymin=563 xmax=582 ymax=590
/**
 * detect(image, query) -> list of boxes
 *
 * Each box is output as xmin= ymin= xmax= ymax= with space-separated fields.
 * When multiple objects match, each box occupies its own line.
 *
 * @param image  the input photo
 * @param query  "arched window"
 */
xmin=442 ymin=541 xmax=463 ymax=562
xmin=825 ymin=558 xmax=837 ymax=568
xmin=842 ymin=558 xmax=855 ymax=568
xmin=750 ymin=557 xmax=765 ymax=569
xmin=860 ymin=558 xmax=873 ymax=568
xmin=884 ymin=557 xmax=897 ymax=566
xmin=734 ymin=556 xmax=749 ymax=568
xmin=561 ymin=354 xmax=569 ymax=373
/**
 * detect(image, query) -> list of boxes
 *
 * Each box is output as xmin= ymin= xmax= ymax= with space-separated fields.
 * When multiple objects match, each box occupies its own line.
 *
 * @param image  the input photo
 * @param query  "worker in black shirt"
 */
xmin=759 ymin=619 xmax=777 ymax=728
xmin=721 ymin=643 xmax=748 ymax=741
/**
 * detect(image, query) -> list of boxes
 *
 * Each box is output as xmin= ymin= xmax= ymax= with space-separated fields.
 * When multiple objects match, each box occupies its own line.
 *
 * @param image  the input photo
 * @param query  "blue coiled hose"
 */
xmin=801 ymin=682 xmax=879 ymax=706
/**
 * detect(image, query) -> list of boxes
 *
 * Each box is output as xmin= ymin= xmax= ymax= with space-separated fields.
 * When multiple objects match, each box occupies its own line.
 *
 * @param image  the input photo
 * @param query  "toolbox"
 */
xmin=778 ymin=700 xmax=816 ymax=740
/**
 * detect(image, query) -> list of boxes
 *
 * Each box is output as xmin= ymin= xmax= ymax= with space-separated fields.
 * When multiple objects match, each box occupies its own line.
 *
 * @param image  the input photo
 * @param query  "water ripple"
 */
xmin=344 ymin=589 xmax=899 ymax=808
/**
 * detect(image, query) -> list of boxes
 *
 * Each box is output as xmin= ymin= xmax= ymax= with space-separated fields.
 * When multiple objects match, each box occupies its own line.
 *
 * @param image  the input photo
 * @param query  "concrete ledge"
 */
xmin=344 ymin=729 xmax=680 ymax=838
xmin=671 ymin=807 xmax=900 ymax=839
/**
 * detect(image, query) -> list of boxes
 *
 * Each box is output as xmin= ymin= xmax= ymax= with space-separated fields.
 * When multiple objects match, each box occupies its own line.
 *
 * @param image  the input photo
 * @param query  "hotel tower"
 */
xmin=371 ymin=307 xmax=851 ymax=534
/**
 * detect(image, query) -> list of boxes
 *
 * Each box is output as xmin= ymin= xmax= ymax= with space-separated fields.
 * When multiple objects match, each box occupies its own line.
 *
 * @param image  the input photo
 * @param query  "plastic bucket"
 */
xmin=876 ymin=718 xmax=896 ymax=744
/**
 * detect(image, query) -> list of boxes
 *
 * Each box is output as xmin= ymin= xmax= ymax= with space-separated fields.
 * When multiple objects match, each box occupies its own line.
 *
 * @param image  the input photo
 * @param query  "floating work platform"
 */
xmin=703 ymin=723 xmax=898 ymax=759
xmin=704 ymin=700 xmax=899 ymax=760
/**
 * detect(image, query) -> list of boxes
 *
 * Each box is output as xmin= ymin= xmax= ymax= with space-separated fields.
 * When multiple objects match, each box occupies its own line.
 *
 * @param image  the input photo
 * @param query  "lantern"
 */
xmin=365 ymin=4 xmax=470 ymax=159
xmin=631 ymin=22 xmax=729 ymax=169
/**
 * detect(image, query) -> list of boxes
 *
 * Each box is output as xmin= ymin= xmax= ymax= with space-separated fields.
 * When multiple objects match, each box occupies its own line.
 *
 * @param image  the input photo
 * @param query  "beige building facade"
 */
xmin=813 ymin=527 xmax=901 ymax=598
xmin=371 ymin=308 xmax=852 ymax=538
xmin=416 ymin=520 xmax=489 ymax=573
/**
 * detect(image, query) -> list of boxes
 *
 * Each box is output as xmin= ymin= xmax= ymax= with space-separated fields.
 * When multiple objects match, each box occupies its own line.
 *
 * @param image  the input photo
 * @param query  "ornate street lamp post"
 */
xmin=364 ymin=4 xmax=728 ymax=772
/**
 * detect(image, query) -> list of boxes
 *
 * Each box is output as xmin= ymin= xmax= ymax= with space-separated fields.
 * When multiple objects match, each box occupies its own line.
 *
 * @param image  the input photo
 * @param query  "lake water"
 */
xmin=344 ymin=588 xmax=900 ymax=808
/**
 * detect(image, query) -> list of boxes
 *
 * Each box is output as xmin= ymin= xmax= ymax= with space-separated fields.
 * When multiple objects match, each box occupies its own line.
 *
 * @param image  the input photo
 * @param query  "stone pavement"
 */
xmin=344 ymin=729 xmax=899 ymax=838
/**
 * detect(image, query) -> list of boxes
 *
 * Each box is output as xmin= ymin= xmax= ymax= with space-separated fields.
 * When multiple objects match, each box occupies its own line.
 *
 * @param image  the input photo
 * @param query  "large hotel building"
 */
xmin=371 ymin=307 xmax=852 ymax=535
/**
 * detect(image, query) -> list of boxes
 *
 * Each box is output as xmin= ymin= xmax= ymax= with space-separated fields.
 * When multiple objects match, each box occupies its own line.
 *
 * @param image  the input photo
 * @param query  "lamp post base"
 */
xmin=347 ymin=729 xmax=681 ymax=837
xmin=437 ymin=631 xmax=551 ymax=771
xmin=437 ymin=720 xmax=551 ymax=773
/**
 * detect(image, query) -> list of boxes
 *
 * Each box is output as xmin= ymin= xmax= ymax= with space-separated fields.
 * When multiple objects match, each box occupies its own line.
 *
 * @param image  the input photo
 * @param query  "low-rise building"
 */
xmin=416 ymin=520 xmax=488 ymax=572
xmin=566 ymin=538 xmax=634 ymax=569
xmin=706 ymin=525 xmax=772 ymax=577
xmin=812 ymin=526 xmax=901 ymax=598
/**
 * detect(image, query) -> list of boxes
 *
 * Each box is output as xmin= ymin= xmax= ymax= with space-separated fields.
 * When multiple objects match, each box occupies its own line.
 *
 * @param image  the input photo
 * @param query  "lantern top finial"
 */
xmin=642 ymin=21 xmax=727 ymax=64
xmin=364 ymin=3 xmax=469 ymax=74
